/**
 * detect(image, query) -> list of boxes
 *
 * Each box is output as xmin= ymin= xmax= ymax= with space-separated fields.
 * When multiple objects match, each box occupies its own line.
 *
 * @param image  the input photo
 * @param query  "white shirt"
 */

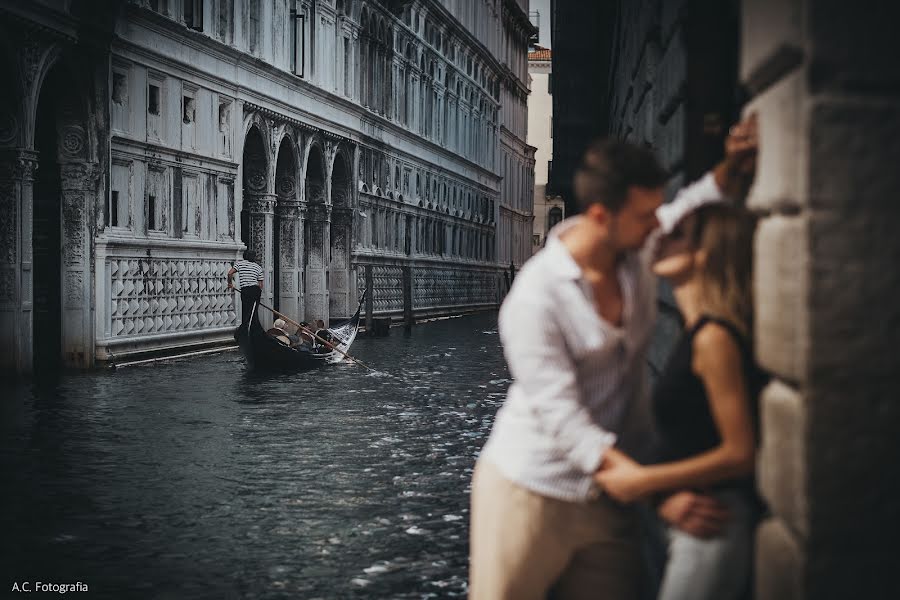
xmin=480 ymin=173 xmax=724 ymax=502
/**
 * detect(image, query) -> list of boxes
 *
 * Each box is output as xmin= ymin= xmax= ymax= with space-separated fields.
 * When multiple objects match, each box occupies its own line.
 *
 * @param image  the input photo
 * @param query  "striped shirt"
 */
xmin=479 ymin=172 xmax=724 ymax=502
xmin=233 ymin=259 xmax=263 ymax=289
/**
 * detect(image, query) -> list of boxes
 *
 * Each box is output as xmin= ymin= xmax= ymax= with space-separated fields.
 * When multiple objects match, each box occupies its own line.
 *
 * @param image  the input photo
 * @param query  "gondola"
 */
xmin=234 ymin=292 xmax=365 ymax=372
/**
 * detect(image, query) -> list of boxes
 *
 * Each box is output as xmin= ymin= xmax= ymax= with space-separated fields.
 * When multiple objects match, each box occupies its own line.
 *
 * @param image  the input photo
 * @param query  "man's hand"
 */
xmin=594 ymin=448 xmax=646 ymax=504
xmin=714 ymin=113 xmax=758 ymax=199
xmin=657 ymin=491 xmax=730 ymax=539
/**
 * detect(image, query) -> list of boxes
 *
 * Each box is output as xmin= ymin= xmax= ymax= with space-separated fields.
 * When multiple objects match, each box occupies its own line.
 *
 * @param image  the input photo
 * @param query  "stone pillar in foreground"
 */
xmin=742 ymin=1 xmax=900 ymax=598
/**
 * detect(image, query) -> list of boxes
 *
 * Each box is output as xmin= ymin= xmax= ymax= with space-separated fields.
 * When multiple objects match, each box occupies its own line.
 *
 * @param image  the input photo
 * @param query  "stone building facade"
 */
xmin=526 ymin=45 xmax=563 ymax=252
xmin=553 ymin=0 xmax=900 ymax=598
xmin=0 ymin=0 xmax=536 ymax=373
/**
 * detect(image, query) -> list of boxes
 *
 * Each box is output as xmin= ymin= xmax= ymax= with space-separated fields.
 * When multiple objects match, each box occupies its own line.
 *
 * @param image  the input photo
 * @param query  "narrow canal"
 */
xmin=1 ymin=312 xmax=510 ymax=599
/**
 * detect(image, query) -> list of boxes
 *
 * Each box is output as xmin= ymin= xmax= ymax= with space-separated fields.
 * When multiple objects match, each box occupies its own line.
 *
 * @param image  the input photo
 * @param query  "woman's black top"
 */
xmin=652 ymin=315 xmax=768 ymax=489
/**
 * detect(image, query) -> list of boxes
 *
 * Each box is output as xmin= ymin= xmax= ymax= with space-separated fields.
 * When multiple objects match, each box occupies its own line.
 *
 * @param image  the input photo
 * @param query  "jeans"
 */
xmin=657 ymin=489 xmax=758 ymax=600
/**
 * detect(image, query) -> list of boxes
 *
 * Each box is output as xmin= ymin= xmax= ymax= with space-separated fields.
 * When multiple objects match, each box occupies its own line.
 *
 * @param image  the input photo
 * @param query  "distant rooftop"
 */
xmin=529 ymin=46 xmax=551 ymax=61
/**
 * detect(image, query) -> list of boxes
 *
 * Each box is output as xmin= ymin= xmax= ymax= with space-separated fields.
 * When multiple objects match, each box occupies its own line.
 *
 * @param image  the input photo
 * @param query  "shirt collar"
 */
xmin=544 ymin=217 xmax=584 ymax=280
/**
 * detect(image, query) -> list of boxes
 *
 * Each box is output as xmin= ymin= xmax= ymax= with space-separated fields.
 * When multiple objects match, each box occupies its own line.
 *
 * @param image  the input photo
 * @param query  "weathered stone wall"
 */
xmin=743 ymin=1 xmax=900 ymax=598
xmin=595 ymin=0 xmax=740 ymax=378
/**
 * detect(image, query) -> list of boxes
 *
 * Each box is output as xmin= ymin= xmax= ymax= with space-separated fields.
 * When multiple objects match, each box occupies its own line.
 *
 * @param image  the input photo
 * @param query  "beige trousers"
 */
xmin=469 ymin=459 xmax=641 ymax=600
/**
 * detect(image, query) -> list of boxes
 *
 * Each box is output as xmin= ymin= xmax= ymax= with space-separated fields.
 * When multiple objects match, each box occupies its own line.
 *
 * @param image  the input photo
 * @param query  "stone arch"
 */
xmin=302 ymin=141 xmax=328 ymax=322
xmin=240 ymin=124 xmax=269 ymax=254
xmin=273 ymin=134 xmax=299 ymax=314
xmin=328 ymin=147 xmax=353 ymax=318
xmin=0 ymin=37 xmax=27 ymax=150
xmin=31 ymin=55 xmax=95 ymax=371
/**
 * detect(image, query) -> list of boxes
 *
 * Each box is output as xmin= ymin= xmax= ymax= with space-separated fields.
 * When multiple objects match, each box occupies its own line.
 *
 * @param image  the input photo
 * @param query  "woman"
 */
xmin=597 ymin=203 xmax=767 ymax=600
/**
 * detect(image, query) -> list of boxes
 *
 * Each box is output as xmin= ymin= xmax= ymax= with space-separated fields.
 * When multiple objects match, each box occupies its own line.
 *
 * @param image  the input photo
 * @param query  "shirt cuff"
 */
xmin=568 ymin=428 xmax=618 ymax=474
xmin=656 ymin=172 xmax=724 ymax=235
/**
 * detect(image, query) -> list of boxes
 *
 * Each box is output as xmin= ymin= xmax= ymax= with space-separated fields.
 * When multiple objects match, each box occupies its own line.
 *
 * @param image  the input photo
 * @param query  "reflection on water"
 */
xmin=0 ymin=312 xmax=510 ymax=599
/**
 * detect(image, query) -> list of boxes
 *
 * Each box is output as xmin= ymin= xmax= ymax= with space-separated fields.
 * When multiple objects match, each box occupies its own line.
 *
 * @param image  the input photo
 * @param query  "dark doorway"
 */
xmin=241 ymin=127 xmax=267 ymax=253
xmin=33 ymin=69 xmax=64 ymax=370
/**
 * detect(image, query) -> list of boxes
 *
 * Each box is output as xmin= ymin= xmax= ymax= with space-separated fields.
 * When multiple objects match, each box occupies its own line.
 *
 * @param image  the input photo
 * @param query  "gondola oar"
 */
xmin=257 ymin=302 xmax=376 ymax=372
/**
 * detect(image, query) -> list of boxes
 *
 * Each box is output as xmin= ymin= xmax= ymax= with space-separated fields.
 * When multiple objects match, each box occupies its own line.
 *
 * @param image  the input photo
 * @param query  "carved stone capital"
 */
xmin=0 ymin=150 xmax=40 ymax=182
xmin=276 ymin=200 xmax=302 ymax=219
xmin=246 ymin=193 xmax=276 ymax=215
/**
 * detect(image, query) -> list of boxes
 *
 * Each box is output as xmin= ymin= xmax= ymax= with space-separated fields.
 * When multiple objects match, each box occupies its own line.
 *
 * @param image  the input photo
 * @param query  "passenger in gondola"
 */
xmin=297 ymin=321 xmax=316 ymax=348
xmin=266 ymin=318 xmax=296 ymax=347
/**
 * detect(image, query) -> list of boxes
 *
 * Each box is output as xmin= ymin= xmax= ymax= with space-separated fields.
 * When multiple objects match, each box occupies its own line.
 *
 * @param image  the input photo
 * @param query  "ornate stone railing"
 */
xmin=355 ymin=260 xmax=500 ymax=317
xmin=96 ymin=237 xmax=241 ymax=353
xmin=107 ymin=257 xmax=236 ymax=337
xmin=413 ymin=267 xmax=498 ymax=311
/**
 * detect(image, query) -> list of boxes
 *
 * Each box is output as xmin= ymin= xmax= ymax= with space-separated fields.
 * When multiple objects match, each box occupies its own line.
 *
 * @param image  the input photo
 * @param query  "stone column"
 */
xmin=303 ymin=201 xmax=329 ymax=323
xmin=328 ymin=206 xmax=352 ymax=318
xmin=245 ymin=193 xmax=276 ymax=312
xmin=0 ymin=150 xmax=38 ymax=373
xmin=743 ymin=1 xmax=900 ymax=598
xmin=58 ymin=161 xmax=96 ymax=368
xmin=275 ymin=198 xmax=302 ymax=319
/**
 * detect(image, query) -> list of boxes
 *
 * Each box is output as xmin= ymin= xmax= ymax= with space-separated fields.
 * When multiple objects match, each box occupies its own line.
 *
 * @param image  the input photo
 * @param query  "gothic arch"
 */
xmin=240 ymin=123 xmax=269 ymax=265
xmin=302 ymin=138 xmax=327 ymax=204
xmin=302 ymin=141 xmax=328 ymax=322
xmin=30 ymin=56 xmax=95 ymax=370
xmin=23 ymin=43 xmax=66 ymax=149
xmin=0 ymin=37 xmax=28 ymax=150
xmin=273 ymin=135 xmax=299 ymax=313
xmin=328 ymin=148 xmax=353 ymax=318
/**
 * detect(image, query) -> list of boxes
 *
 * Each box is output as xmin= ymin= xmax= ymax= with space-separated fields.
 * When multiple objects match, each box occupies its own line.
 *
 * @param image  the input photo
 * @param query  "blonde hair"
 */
xmin=691 ymin=204 xmax=757 ymax=337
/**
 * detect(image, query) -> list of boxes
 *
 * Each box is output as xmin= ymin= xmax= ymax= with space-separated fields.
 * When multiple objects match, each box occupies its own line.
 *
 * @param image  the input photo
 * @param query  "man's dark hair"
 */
xmin=243 ymin=250 xmax=257 ymax=262
xmin=573 ymin=139 xmax=668 ymax=213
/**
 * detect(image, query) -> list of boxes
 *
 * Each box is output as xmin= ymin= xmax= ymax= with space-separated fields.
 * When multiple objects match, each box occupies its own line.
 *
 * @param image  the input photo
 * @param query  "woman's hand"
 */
xmin=657 ymin=491 xmax=730 ymax=538
xmin=594 ymin=448 xmax=647 ymax=504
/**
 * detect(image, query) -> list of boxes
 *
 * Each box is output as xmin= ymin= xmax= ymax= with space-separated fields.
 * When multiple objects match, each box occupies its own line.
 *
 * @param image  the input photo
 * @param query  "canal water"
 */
xmin=1 ymin=312 xmax=511 ymax=599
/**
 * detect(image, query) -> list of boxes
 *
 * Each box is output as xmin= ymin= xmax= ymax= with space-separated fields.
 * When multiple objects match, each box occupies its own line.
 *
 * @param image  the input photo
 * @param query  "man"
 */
xmin=469 ymin=118 xmax=757 ymax=600
xmin=227 ymin=250 xmax=264 ymax=327
xmin=266 ymin=318 xmax=297 ymax=346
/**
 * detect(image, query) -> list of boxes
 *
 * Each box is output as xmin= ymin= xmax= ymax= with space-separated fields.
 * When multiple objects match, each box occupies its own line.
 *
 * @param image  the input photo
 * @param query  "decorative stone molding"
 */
xmin=276 ymin=199 xmax=302 ymax=219
xmin=0 ymin=114 xmax=18 ymax=146
xmin=245 ymin=194 xmax=276 ymax=214
xmin=245 ymin=168 xmax=267 ymax=192
xmin=275 ymin=175 xmax=295 ymax=198
xmin=0 ymin=151 xmax=40 ymax=182
xmin=62 ymin=191 xmax=86 ymax=266
xmin=61 ymin=125 xmax=87 ymax=157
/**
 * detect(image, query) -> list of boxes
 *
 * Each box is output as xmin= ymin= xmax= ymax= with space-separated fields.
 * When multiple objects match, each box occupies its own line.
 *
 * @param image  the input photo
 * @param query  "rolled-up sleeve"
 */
xmin=655 ymin=171 xmax=725 ymax=235
xmin=498 ymin=293 xmax=617 ymax=474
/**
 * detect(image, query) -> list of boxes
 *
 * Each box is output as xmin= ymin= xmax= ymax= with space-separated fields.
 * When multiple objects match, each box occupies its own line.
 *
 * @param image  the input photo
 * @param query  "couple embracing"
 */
xmin=470 ymin=116 xmax=765 ymax=600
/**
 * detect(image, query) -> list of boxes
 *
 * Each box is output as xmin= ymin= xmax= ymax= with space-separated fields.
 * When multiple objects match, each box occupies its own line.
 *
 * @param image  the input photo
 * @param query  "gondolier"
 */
xmin=227 ymin=250 xmax=264 ymax=327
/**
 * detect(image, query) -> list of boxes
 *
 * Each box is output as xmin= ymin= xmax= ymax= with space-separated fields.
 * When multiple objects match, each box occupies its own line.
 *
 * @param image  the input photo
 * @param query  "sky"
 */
xmin=531 ymin=0 xmax=552 ymax=48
